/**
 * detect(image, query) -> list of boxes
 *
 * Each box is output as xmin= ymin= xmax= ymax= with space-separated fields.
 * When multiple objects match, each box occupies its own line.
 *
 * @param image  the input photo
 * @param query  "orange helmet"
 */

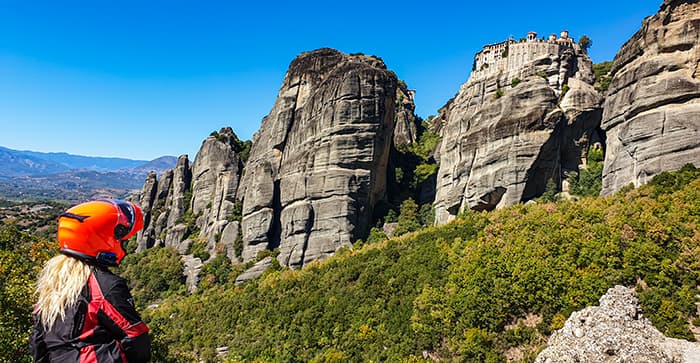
xmin=58 ymin=199 xmax=144 ymax=266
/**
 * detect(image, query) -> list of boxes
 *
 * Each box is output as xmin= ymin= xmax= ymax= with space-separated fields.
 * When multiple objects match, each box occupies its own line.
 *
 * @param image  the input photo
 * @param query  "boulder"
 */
xmin=536 ymin=285 xmax=700 ymax=363
xmin=181 ymin=254 xmax=203 ymax=293
xmin=234 ymin=257 xmax=273 ymax=284
xmin=135 ymin=172 xmax=158 ymax=251
xmin=393 ymin=84 xmax=419 ymax=145
xmin=166 ymin=155 xmax=191 ymax=227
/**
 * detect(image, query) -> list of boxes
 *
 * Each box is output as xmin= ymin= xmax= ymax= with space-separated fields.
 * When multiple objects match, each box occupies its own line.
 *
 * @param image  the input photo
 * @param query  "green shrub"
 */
xmin=592 ymin=61 xmax=613 ymax=93
xmin=578 ymin=35 xmax=592 ymax=51
xmin=419 ymin=204 xmax=435 ymax=227
xmin=412 ymin=164 xmax=439 ymax=189
xmin=539 ymin=178 xmax=559 ymax=202
xmin=118 ymin=246 xmax=186 ymax=308
xmin=187 ymin=238 xmax=210 ymax=262
xmin=385 ymin=209 xmax=399 ymax=223
xmin=12 ymin=168 xmax=695 ymax=362
xmin=366 ymin=227 xmax=387 ymax=245
xmin=570 ymin=146 xmax=604 ymax=197
xmin=199 ymin=254 xmax=237 ymax=289
xmin=0 ymin=223 xmax=54 ymax=363
xmin=511 ymin=78 xmax=521 ymax=88
xmin=561 ymin=84 xmax=569 ymax=96
xmin=393 ymin=198 xmax=421 ymax=236
xmin=395 ymin=167 xmax=405 ymax=184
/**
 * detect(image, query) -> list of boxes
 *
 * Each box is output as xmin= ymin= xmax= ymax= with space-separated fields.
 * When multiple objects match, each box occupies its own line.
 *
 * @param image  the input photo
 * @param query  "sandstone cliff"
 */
xmin=237 ymin=48 xmax=398 ymax=268
xmin=433 ymin=33 xmax=603 ymax=224
xmin=601 ymin=0 xmax=700 ymax=195
xmin=536 ymin=286 xmax=700 ymax=362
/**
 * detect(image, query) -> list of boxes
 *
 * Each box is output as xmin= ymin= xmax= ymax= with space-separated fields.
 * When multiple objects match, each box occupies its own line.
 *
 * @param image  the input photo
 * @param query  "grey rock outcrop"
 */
xmin=135 ymin=156 xmax=190 ymax=252
xmin=136 ymin=128 xmax=247 ymax=263
xmin=601 ymin=0 xmax=700 ymax=195
xmin=181 ymin=254 xmax=203 ymax=293
xmin=135 ymin=172 xmax=158 ymax=252
xmin=190 ymin=127 xmax=245 ymax=261
xmin=536 ymin=285 xmax=700 ymax=363
xmin=238 ymin=48 xmax=398 ymax=268
xmin=165 ymin=156 xmax=191 ymax=230
xmin=393 ymin=84 xmax=419 ymax=145
xmin=234 ymin=257 xmax=273 ymax=284
xmin=433 ymin=34 xmax=602 ymax=224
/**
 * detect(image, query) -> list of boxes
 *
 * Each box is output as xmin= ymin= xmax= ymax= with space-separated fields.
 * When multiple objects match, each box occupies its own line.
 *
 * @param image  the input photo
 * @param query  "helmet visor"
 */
xmin=104 ymin=199 xmax=136 ymax=240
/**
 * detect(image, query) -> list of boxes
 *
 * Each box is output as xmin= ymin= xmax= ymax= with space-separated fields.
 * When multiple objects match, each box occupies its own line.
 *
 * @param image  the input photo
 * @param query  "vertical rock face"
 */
xmin=135 ymin=155 xmax=193 ymax=252
xmin=601 ymin=0 xmax=700 ymax=195
xmin=190 ymin=127 xmax=245 ymax=259
xmin=393 ymin=84 xmax=419 ymax=145
xmin=135 ymin=172 xmax=158 ymax=252
xmin=136 ymin=129 xmax=247 ymax=261
xmin=433 ymin=34 xmax=602 ymax=225
xmin=238 ymin=48 xmax=397 ymax=268
xmin=164 ymin=155 xmax=192 ymax=247
xmin=536 ymin=286 xmax=700 ymax=363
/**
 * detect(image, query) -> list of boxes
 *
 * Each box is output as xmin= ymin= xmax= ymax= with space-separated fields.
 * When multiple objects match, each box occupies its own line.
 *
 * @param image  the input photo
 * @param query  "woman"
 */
xmin=29 ymin=199 xmax=151 ymax=362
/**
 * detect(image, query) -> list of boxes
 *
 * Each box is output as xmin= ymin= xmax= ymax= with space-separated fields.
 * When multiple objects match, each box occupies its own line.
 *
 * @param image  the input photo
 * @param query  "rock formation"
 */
xmin=393 ymin=83 xmax=419 ymax=145
xmin=136 ymin=155 xmax=192 ymax=252
xmin=433 ymin=32 xmax=603 ymax=224
xmin=181 ymin=254 xmax=203 ymax=293
xmin=601 ymin=0 xmax=700 ymax=195
xmin=136 ymin=128 xmax=246 ymax=262
xmin=536 ymin=285 xmax=700 ymax=363
xmin=238 ymin=48 xmax=398 ymax=268
xmin=190 ymin=128 xmax=245 ymax=260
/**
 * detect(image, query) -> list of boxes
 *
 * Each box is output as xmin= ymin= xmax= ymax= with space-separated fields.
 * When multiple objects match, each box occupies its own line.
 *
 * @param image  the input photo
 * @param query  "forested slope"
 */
xmin=128 ymin=165 xmax=700 ymax=362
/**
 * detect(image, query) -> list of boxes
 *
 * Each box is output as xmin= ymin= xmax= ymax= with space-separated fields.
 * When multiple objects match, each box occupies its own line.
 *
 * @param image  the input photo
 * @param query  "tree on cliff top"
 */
xmin=578 ymin=35 xmax=592 ymax=51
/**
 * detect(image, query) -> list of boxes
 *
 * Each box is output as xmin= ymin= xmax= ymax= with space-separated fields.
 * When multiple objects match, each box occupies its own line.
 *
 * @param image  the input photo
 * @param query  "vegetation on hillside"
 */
xmin=117 ymin=246 xmax=187 ymax=308
xmin=125 ymin=165 xmax=700 ymax=362
xmin=0 ymin=224 xmax=54 ymax=363
xmin=593 ymin=61 xmax=613 ymax=93
xmin=0 ymin=200 xmax=66 ymax=238
xmin=568 ymin=146 xmax=604 ymax=197
xmin=385 ymin=121 xmax=440 ymax=234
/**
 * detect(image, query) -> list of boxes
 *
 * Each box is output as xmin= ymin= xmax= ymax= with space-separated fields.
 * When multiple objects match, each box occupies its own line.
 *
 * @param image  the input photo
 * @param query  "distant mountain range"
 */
xmin=0 ymin=146 xmax=178 ymax=202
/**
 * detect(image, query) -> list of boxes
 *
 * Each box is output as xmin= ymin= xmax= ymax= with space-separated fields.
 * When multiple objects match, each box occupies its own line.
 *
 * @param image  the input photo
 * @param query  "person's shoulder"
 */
xmin=92 ymin=265 xmax=129 ymax=293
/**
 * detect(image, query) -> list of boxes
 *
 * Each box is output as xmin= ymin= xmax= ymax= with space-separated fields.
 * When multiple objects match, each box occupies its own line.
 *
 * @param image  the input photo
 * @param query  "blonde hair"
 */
xmin=35 ymin=254 xmax=92 ymax=330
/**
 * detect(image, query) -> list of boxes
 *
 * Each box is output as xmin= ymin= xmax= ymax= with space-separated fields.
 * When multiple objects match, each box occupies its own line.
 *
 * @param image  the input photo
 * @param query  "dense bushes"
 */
xmin=388 ymin=125 xmax=440 ymax=229
xmin=117 ymin=246 xmax=186 ymax=308
xmin=7 ymin=167 xmax=699 ymax=362
xmin=593 ymin=61 xmax=613 ymax=92
xmin=569 ymin=146 xmax=604 ymax=197
xmin=141 ymin=167 xmax=700 ymax=362
xmin=0 ymin=223 xmax=54 ymax=363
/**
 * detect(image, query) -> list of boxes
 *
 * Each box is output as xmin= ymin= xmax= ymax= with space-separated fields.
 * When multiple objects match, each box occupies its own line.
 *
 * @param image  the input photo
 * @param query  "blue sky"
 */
xmin=0 ymin=0 xmax=660 ymax=160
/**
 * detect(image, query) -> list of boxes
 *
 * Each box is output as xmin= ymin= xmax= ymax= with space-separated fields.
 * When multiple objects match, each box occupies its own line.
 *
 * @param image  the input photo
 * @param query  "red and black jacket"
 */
xmin=29 ymin=266 xmax=150 ymax=362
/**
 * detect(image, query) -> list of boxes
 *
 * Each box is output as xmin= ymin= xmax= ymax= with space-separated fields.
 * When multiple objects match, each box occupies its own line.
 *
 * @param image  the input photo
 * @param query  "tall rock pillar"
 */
xmin=238 ymin=48 xmax=397 ymax=268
